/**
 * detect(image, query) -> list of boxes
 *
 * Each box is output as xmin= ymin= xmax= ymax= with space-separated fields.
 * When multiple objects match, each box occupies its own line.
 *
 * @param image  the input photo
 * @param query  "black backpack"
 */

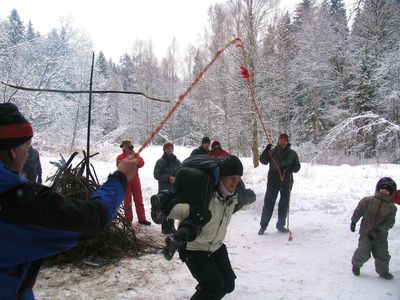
xmin=171 ymin=154 xmax=221 ymax=209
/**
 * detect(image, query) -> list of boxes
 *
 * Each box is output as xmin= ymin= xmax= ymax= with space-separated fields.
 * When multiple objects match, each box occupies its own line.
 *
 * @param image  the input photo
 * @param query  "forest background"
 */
xmin=1 ymin=0 xmax=399 ymax=165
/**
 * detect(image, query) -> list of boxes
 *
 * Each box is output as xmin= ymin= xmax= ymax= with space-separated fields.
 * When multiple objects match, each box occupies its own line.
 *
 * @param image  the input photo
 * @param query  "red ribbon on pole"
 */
xmin=240 ymin=66 xmax=251 ymax=79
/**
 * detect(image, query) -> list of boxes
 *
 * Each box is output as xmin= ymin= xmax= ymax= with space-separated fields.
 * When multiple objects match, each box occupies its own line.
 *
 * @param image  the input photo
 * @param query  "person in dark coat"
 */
xmin=22 ymin=145 xmax=42 ymax=184
xmin=153 ymin=142 xmax=181 ymax=234
xmin=190 ymin=136 xmax=210 ymax=156
xmin=350 ymin=177 xmax=397 ymax=280
xmin=0 ymin=103 xmax=138 ymax=300
xmin=258 ymin=133 xmax=301 ymax=235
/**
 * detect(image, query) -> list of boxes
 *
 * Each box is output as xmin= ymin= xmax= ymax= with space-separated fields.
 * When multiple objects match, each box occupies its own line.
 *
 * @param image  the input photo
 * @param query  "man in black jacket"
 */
xmin=258 ymin=133 xmax=301 ymax=235
xmin=190 ymin=136 xmax=210 ymax=156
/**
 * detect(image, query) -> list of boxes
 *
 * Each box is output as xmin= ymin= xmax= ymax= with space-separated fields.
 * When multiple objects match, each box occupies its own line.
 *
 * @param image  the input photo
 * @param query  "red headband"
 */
xmin=278 ymin=134 xmax=288 ymax=141
xmin=0 ymin=123 xmax=33 ymax=139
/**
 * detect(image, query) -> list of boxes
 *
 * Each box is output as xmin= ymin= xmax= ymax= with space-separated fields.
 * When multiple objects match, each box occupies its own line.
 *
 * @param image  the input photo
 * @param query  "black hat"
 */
xmin=377 ymin=177 xmax=396 ymax=195
xmin=201 ymin=137 xmax=210 ymax=145
xmin=0 ymin=103 xmax=33 ymax=150
xmin=219 ymin=155 xmax=243 ymax=177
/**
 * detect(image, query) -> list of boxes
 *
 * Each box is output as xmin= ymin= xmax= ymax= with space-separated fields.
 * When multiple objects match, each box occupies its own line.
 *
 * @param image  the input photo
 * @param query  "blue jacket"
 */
xmin=0 ymin=160 xmax=127 ymax=300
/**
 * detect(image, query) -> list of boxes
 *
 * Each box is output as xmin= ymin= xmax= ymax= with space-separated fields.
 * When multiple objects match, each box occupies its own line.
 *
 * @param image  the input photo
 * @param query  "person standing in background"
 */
xmin=22 ymin=145 xmax=42 ymax=184
xmin=258 ymin=133 xmax=301 ymax=235
xmin=190 ymin=136 xmax=210 ymax=156
xmin=208 ymin=140 xmax=230 ymax=158
xmin=116 ymin=140 xmax=151 ymax=226
xmin=153 ymin=142 xmax=181 ymax=234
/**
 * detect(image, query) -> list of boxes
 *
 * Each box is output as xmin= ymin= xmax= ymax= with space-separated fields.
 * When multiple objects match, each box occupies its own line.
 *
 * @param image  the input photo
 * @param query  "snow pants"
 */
xmin=352 ymin=234 xmax=391 ymax=275
xmin=179 ymin=244 xmax=236 ymax=300
xmin=123 ymin=176 xmax=146 ymax=223
xmin=260 ymin=183 xmax=290 ymax=229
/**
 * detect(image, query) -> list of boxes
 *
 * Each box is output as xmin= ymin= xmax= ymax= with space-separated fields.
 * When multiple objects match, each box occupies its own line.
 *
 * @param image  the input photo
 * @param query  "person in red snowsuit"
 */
xmin=208 ymin=140 xmax=230 ymax=158
xmin=116 ymin=140 xmax=151 ymax=225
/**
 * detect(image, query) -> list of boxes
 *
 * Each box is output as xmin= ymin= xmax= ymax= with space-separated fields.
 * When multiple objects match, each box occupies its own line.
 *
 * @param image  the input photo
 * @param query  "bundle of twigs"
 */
xmin=45 ymin=151 xmax=160 ymax=266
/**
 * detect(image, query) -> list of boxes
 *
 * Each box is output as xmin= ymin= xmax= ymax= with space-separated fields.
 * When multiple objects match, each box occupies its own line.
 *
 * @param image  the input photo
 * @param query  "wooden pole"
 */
xmin=86 ymin=52 xmax=95 ymax=179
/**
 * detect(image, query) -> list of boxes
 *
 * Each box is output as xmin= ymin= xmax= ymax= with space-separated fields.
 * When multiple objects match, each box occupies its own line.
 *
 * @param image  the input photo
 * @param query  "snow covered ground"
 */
xmin=34 ymin=145 xmax=400 ymax=299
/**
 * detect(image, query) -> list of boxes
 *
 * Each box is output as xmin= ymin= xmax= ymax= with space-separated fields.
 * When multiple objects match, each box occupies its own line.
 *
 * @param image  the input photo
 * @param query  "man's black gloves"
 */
xmin=189 ymin=206 xmax=212 ymax=226
xmin=350 ymin=222 xmax=356 ymax=232
xmin=265 ymin=144 xmax=273 ymax=152
xmin=240 ymin=189 xmax=256 ymax=206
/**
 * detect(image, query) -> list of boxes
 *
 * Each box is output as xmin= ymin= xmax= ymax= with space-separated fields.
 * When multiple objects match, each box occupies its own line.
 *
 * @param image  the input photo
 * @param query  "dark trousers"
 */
xmin=352 ymin=234 xmax=391 ymax=275
xmin=260 ymin=183 xmax=290 ymax=229
xmin=179 ymin=244 xmax=236 ymax=300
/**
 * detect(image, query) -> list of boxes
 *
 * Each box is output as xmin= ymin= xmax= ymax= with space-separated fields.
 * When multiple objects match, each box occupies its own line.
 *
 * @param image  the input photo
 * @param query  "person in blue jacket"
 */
xmin=0 ymin=102 xmax=138 ymax=300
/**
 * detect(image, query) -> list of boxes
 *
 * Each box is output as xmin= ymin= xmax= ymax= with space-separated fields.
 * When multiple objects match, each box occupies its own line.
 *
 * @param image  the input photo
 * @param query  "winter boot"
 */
xmin=276 ymin=225 xmax=289 ymax=233
xmin=163 ymin=235 xmax=185 ymax=261
xmin=138 ymin=220 xmax=151 ymax=225
xmin=380 ymin=272 xmax=393 ymax=280
xmin=150 ymin=194 xmax=163 ymax=224
xmin=258 ymin=226 xmax=267 ymax=235
xmin=352 ymin=266 xmax=360 ymax=276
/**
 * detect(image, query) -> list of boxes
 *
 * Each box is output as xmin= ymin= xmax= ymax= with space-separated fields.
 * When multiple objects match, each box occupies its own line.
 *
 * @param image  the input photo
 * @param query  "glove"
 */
xmin=189 ymin=206 xmax=212 ymax=226
xmin=240 ymin=189 xmax=256 ymax=205
xmin=265 ymin=144 xmax=272 ymax=152
xmin=368 ymin=228 xmax=380 ymax=240
xmin=350 ymin=222 xmax=356 ymax=232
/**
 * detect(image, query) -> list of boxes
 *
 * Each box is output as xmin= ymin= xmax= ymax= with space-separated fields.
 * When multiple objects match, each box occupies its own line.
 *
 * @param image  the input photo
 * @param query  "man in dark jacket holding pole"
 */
xmin=258 ymin=133 xmax=301 ymax=235
xmin=0 ymin=103 xmax=138 ymax=300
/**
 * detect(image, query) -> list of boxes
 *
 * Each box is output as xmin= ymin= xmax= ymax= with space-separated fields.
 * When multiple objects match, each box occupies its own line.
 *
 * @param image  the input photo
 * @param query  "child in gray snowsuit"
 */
xmin=350 ymin=177 xmax=397 ymax=279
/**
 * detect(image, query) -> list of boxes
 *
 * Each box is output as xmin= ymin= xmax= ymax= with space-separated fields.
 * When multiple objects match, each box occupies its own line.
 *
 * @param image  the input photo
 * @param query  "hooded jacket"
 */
xmin=0 ymin=161 xmax=127 ymax=300
xmin=169 ymin=190 xmax=239 ymax=253
xmin=352 ymin=183 xmax=397 ymax=236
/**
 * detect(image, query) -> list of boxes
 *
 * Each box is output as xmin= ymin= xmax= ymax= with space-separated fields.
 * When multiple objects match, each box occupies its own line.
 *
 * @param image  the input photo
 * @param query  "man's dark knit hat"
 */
xmin=0 ymin=103 xmax=33 ymax=150
xmin=219 ymin=155 xmax=243 ymax=177
xmin=202 ymin=136 xmax=211 ymax=145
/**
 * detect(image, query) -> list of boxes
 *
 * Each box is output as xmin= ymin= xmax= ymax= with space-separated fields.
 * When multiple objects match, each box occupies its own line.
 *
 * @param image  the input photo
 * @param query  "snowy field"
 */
xmin=34 ymin=145 xmax=400 ymax=299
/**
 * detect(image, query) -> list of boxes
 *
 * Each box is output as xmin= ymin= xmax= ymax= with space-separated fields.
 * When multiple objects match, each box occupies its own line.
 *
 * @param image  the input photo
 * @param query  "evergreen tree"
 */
xmin=26 ymin=20 xmax=36 ymax=41
xmin=7 ymin=9 xmax=25 ymax=45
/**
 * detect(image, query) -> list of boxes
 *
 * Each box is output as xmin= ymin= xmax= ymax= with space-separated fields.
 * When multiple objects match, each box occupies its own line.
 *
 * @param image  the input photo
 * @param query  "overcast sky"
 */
xmin=1 ymin=0 xmax=356 ymax=61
